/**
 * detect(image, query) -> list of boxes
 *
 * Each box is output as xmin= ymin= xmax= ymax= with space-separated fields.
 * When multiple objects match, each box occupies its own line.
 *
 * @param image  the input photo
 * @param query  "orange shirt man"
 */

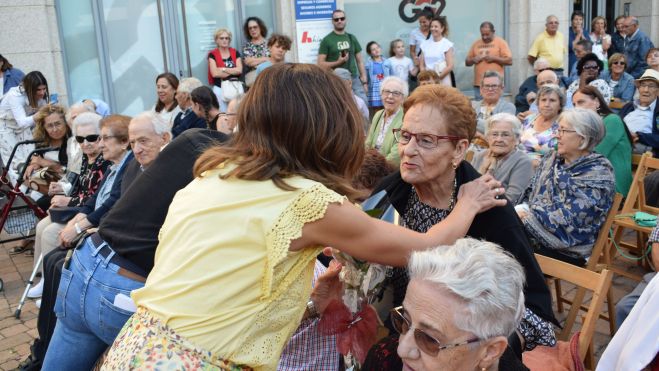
xmin=466 ymin=22 xmax=513 ymax=92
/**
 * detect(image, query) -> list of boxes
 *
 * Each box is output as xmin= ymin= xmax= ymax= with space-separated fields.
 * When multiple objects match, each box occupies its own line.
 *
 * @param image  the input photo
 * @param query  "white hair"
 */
xmin=133 ymin=111 xmax=171 ymax=136
xmin=178 ymin=77 xmax=203 ymax=94
xmin=408 ymin=238 xmax=526 ymax=339
xmin=486 ymin=112 xmax=522 ymax=139
xmin=66 ymin=102 xmax=95 ymax=124
xmin=380 ymin=76 xmax=409 ymax=98
xmin=533 ymin=57 xmax=550 ymax=70
xmin=72 ymin=112 xmax=102 ymax=136
xmin=559 ymin=108 xmax=606 ymax=151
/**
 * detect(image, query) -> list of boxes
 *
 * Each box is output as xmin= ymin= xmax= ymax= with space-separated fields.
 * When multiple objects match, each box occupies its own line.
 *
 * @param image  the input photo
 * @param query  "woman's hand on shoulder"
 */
xmin=457 ymin=173 xmax=507 ymax=213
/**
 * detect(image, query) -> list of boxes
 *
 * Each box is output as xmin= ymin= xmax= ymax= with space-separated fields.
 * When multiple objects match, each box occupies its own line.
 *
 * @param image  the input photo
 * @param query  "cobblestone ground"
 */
xmin=0 ymin=231 xmax=651 ymax=370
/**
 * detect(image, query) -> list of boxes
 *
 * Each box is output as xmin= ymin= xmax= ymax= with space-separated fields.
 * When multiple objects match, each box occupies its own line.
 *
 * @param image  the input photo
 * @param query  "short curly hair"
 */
xmin=403 ymin=85 xmax=476 ymax=141
xmin=267 ymin=34 xmax=292 ymax=50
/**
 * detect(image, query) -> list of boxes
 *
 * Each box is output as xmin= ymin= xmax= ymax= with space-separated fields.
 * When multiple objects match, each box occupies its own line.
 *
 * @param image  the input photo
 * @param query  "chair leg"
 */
xmin=554 ymin=278 xmax=564 ymax=313
xmin=606 ymin=289 xmax=616 ymax=337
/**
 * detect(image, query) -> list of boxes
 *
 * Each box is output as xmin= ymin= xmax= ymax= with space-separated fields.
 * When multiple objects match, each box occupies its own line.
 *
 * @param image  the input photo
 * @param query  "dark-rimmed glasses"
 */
xmin=556 ymin=128 xmax=577 ymax=136
xmin=390 ymin=306 xmax=481 ymax=356
xmin=392 ymin=129 xmax=462 ymax=149
xmin=75 ymin=134 xmax=100 ymax=143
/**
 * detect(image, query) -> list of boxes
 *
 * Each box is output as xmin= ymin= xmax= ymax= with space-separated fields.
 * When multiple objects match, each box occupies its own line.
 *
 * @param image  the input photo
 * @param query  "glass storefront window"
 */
xmin=343 ymin=0 xmax=506 ymax=92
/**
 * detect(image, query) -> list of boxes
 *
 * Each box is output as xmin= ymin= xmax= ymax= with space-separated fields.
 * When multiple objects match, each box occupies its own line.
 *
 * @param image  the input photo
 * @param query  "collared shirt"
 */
xmin=528 ymin=31 xmax=566 ymax=69
xmin=94 ymin=151 xmax=131 ymax=210
xmin=650 ymin=225 xmax=659 ymax=243
xmin=623 ymin=99 xmax=657 ymax=133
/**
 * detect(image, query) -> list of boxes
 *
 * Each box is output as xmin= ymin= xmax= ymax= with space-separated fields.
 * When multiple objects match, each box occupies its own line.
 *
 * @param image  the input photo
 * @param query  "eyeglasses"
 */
xmin=582 ymin=64 xmax=599 ymax=70
xmin=390 ymin=306 xmax=481 ymax=356
xmin=638 ymin=81 xmax=659 ymax=89
xmin=382 ymin=89 xmax=404 ymax=98
xmin=333 ymin=17 xmax=346 ymax=22
xmin=611 ymin=61 xmax=626 ymax=66
xmin=487 ymin=131 xmax=513 ymax=139
xmin=481 ymin=84 xmax=501 ymax=90
xmin=45 ymin=121 xmax=65 ymax=130
xmin=100 ymin=135 xmax=118 ymax=141
xmin=392 ymin=129 xmax=462 ymax=149
xmin=218 ymin=36 xmax=230 ymax=40
xmin=75 ymin=134 xmax=100 ymax=143
xmin=557 ymin=128 xmax=577 ymax=136
xmin=248 ymin=26 xmax=260 ymax=30
xmin=219 ymin=112 xmax=237 ymax=117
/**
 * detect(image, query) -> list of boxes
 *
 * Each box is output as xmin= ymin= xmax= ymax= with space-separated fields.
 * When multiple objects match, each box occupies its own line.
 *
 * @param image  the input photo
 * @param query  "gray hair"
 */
xmin=558 ymin=108 xmax=606 ymax=151
xmin=72 ymin=112 xmax=102 ymax=136
xmin=486 ymin=112 xmax=522 ymax=139
xmin=481 ymin=70 xmax=503 ymax=87
xmin=65 ymin=102 xmax=94 ymax=124
xmin=178 ymin=77 xmax=203 ymax=94
xmin=408 ymin=238 xmax=526 ymax=339
xmin=133 ymin=111 xmax=171 ymax=136
xmin=380 ymin=76 xmax=409 ymax=98
xmin=533 ymin=57 xmax=550 ymax=70
xmin=546 ymin=15 xmax=558 ymax=24
xmin=537 ymin=84 xmax=566 ymax=110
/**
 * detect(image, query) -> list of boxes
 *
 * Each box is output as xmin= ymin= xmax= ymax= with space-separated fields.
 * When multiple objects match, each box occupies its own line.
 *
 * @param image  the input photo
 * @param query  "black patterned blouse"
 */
xmin=68 ymin=153 xmax=112 ymax=207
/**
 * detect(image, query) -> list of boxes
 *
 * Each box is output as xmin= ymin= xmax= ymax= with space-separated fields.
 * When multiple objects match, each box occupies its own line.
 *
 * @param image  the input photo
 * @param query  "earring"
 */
xmin=452 ymin=162 xmax=458 ymax=170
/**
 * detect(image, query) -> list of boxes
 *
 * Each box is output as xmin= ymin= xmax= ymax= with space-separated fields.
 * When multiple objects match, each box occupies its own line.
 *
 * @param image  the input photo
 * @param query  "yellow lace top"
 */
xmin=131 ymin=166 xmax=345 ymax=370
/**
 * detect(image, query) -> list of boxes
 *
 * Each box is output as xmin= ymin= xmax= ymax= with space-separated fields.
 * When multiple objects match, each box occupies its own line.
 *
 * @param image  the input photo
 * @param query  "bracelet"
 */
xmin=74 ymin=222 xmax=82 ymax=234
xmin=306 ymin=300 xmax=320 ymax=319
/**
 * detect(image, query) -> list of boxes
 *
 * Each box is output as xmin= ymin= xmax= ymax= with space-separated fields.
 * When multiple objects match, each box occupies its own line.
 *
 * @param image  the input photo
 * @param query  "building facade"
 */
xmin=1 ymin=0 xmax=657 ymax=115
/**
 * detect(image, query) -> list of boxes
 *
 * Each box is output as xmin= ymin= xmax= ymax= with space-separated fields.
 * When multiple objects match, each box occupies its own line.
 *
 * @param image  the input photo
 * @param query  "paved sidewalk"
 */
xmin=0 ymin=231 xmax=651 ymax=370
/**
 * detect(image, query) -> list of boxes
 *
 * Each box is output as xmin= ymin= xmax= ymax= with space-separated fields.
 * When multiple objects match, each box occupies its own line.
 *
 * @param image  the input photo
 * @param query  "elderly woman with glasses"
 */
xmin=601 ymin=53 xmax=635 ymax=103
xmin=365 ymin=238 xmax=530 ymax=371
xmin=517 ymin=108 xmax=615 ymax=266
xmin=566 ymin=52 xmax=612 ymax=106
xmin=365 ymin=76 xmax=408 ymax=165
xmin=364 ymin=85 xmax=555 ymax=364
xmin=471 ymin=113 xmax=533 ymax=202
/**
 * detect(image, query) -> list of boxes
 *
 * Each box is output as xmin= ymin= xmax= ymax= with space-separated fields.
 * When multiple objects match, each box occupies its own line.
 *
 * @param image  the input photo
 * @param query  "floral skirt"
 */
xmin=101 ymin=307 xmax=251 ymax=371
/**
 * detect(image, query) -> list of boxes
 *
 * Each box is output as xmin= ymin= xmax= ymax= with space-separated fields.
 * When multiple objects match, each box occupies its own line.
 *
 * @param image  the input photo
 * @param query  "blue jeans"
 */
xmin=42 ymin=237 xmax=145 ymax=370
xmin=615 ymin=272 xmax=655 ymax=329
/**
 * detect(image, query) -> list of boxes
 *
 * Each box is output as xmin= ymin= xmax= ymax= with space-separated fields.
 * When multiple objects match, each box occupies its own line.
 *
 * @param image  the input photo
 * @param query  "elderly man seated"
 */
xmin=515 ymin=58 xmax=551 ymax=113
xmin=474 ymin=70 xmax=515 ymax=139
xmin=620 ymin=69 xmax=659 ymax=156
xmin=172 ymin=77 xmax=206 ymax=138
xmin=334 ymin=68 xmax=369 ymax=125
xmin=516 ymin=68 xmax=561 ymax=121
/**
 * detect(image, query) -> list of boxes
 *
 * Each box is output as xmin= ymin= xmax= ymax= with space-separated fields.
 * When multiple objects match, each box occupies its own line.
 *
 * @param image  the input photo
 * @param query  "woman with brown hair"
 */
xmin=152 ymin=72 xmax=180 ymax=126
xmin=101 ymin=64 xmax=505 ymax=370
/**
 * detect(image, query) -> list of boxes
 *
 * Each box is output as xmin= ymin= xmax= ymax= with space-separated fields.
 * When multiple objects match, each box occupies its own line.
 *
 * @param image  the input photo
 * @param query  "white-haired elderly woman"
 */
xmin=517 ymin=108 xmax=616 ymax=266
xmin=172 ymin=77 xmax=206 ymax=138
xmin=471 ymin=113 xmax=533 ymax=202
xmin=27 ymin=112 xmax=112 ymax=299
xmin=520 ymin=84 xmax=565 ymax=165
xmin=365 ymin=76 xmax=408 ymax=165
xmin=364 ymin=238 xmax=529 ymax=371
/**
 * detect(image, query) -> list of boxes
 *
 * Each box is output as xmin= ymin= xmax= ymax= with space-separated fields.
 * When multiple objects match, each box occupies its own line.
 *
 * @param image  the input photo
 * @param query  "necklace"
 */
xmin=447 ymin=176 xmax=457 ymax=212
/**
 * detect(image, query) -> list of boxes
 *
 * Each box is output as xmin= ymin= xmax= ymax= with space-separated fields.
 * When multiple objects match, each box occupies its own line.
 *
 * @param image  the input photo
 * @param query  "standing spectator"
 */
xmin=365 ymin=76 xmax=407 ymax=165
xmin=408 ymin=9 xmax=432 ymax=63
xmin=171 ymin=77 xmax=205 ymax=138
xmin=386 ymin=39 xmax=417 ymax=85
xmin=573 ymin=86 xmax=633 ymax=196
xmin=0 ymin=71 xmax=49 ymax=183
xmin=242 ymin=17 xmax=269 ymax=87
xmin=0 ymin=53 xmax=24 ymax=100
xmin=609 ymin=15 xmax=628 ymax=55
xmin=255 ymin=34 xmax=292 ymax=77
xmin=152 ymin=72 xmax=180 ymax=128
xmin=645 ymin=47 xmax=659 ymax=72
xmin=365 ymin=41 xmax=390 ymax=110
xmin=623 ymin=16 xmax=654 ymax=78
xmin=474 ymin=71 xmax=515 ymax=138
xmin=465 ymin=21 xmax=512 ymax=100
xmin=620 ymin=69 xmax=659 ymax=156
xmin=317 ymin=9 xmax=368 ymax=102
xmin=601 ymin=53 xmax=636 ymax=103
xmin=333 ymin=68 xmax=369 ymax=125
xmin=515 ymin=58 xmax=550 ymax=113
xmin=207 ymin=28 xmax=243 ymax=112
xmin=567 ymin=39 xmax=593 ymax=85
xmin=589 ymin=16 xmax=611 ymax=66
xmin=566 ymin=53 xmax=612 ymax=107
xmin=528 ymin=15 xmax=567 ymax=74
xmin=569 ymin=11 xmax=588 ymax=72
xmin=418 ymin=16 xmax=454 ymax=86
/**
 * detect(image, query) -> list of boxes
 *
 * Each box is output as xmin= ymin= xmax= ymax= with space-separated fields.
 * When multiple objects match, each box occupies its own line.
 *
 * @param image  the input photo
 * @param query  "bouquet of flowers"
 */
xmin=319 ymin=249 xmax=389 ymax=369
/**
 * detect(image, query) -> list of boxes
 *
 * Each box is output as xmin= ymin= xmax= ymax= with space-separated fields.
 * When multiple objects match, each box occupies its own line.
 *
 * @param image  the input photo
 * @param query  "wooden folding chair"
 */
xmin=552 ymin=193 xmax=623 ymax=338
xmin=604 ymin=153 xmax=659 ymax=281
xmin=535 ymin=254 xmax=613 ymax=368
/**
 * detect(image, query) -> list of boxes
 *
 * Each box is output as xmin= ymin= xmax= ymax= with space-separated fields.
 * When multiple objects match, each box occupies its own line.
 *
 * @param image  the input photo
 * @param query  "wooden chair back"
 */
xmin=624 ymin=152 xmax=659 ymax=214
xmin=534 ymin=254 xmax=613 ymax=361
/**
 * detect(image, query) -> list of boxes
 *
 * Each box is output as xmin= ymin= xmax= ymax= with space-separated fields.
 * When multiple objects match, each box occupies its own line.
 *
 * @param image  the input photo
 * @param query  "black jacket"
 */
xmin=372 ymin=161 xmax=556 ymax=324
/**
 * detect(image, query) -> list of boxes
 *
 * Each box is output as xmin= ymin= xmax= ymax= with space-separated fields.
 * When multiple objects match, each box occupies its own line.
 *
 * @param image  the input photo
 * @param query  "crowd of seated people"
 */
xmin=4 ymin=9 xmax=659 ymax=371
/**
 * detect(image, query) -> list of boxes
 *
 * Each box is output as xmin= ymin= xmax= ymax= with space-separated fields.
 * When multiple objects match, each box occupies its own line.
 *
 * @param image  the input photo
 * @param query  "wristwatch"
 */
xmin=306 ymin=300 xmax=320 ymax=319
xmin=74 ymin=222 xmax=82 ymax=234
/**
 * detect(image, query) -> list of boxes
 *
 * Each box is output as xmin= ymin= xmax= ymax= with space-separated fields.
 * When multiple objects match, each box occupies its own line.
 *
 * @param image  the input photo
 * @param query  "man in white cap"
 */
xmin=620 ymin=69 xmax=659 ymax=156
xmin=334 ymin=67 xmax=369 ymax=128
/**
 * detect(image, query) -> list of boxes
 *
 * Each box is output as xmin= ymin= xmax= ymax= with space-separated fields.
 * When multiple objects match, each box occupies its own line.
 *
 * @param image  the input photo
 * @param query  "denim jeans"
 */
xmin=42 ymin=237 xmax=145 ymax=370
xmin=615 ymin=272 xmax=656 ymax=329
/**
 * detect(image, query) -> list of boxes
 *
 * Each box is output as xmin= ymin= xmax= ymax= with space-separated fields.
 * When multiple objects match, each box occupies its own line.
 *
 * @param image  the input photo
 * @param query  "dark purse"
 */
xmin=49 ymin=206 xmax=82 ymax=224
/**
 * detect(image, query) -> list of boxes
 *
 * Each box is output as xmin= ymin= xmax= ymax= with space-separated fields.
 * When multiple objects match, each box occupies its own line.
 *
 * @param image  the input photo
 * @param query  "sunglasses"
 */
xmin=582 ymin=64 xmax=599 ymax=70
xmin=390 ymin=306 xmax=481 ymax=356
xmin=612 ymin=61 xmax=626 ymax=66
xmin=333 ymin=17 xmax=346 ymax=22
xmin=75 ymin=134 xmax=100 ymax=143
